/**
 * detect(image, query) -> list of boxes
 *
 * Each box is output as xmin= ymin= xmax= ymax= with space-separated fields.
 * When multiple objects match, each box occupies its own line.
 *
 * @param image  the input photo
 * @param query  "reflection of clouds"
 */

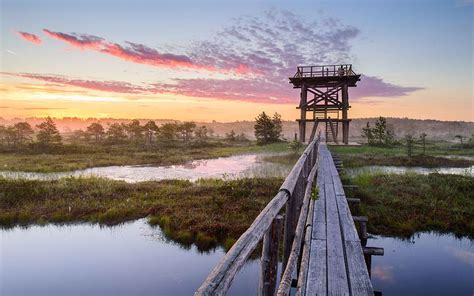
xmin=447 ymin=246 xmax=474 ymax=267
xmin=372 ymin=265 xmax=395 ymax=283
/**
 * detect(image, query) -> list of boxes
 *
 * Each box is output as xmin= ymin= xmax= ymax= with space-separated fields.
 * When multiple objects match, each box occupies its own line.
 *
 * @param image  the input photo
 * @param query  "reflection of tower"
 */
xmin=289 ymin=65 xmax=361 ymax=144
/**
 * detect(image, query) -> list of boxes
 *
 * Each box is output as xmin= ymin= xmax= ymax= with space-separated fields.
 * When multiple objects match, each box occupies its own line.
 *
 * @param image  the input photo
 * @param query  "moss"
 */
xmin=0 ymin=142 xmax=290 ymax=173
xmin=328 ymin=144 xmax=474 ymax=168
xmin=0 ymin=177 xmax=281 ymax=251
xmin=224 ymin=238 xmax=237 ymax=251
xmin=345 ymin=173 xmax=474 ymax=239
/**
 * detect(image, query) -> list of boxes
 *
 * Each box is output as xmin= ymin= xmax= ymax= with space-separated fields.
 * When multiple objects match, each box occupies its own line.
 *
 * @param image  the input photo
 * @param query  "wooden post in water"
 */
xmin=259 ymin=215 xmax=284 ymax=296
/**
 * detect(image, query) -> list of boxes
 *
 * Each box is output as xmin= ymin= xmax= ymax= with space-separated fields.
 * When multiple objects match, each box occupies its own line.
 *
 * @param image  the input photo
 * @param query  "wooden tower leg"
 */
xmin=343 ymin=121 xmax=349 ymax=145
xmin=299 ymin=85 xmax=307 ymax=142
xmin=342 ymin=84 xmax=349 ymax=144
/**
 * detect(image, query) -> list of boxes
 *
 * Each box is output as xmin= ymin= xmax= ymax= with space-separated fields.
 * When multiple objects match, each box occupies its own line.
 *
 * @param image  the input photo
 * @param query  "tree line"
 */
xmin=0 ymin=117 xmax=61 ymax=148
xmin=0 ymin=111 xmax=284 ymax=150
xmin=70 ymin=120 xmax=214 ymax=146
xmin=0 ymin=117 xmax=254 ymax=150
xmin=362 ymin=116 xmax=474 ymax=156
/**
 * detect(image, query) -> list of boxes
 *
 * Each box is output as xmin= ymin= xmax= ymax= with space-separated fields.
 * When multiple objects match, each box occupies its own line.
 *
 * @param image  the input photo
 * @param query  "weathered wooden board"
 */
xmin=345 ymin=240 xmax=374 ymax=295
xmin=306 ymin=239 xmax=327 ymax=295
xmin=313 ymin=198 xmax=326 ymax=224
xmin=335 ymin=193 xmax=360 ymax=242
xmin=324 ymin=156 xmax=350 ymax=295
xmin=300 ymin=144 xmax=373 ymax=296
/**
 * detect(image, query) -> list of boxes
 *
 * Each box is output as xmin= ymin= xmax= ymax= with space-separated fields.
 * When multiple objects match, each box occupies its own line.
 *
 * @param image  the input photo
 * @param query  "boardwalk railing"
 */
xmin=195 ymin=134 xmax=321 ymax=296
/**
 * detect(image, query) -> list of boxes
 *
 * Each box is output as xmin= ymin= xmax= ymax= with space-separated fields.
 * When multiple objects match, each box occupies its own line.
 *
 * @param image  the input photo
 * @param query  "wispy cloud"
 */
xmin=13 ymin=10 xmax=422 ymax=104
xmin=42 ymin=29 xmax=224 ymax=72
xmin=5 ymin=49 xmax=18 ymax=55
xmin=21 ymin=107 xmax=69 ymax=110
xmin=352 ymin=75 xmax=424 ymax=99
xmin=16 ymin=31 xmax=42 ymax=44
xmin=43 ymin=29 xmax=102 ymax=50
xmin=2 ymin=72 xmax=152 ymax=94
xmin=158 ymin=10 xmax=421 ymax=103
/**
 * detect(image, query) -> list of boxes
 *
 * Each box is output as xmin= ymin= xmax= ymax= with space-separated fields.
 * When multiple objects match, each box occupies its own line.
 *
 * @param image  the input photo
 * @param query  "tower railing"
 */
xmin=294 ymin=64 xmax=356 ymax=78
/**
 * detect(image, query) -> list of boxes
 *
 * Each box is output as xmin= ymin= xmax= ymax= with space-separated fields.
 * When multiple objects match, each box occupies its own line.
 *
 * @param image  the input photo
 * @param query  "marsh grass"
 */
xmin=343 ymin=172 xmax=474 ymax=238
xmin=0 ymin=176 xmax=282 ymax=250
xmin=2 ymin=169 xmax=473 ymax=251
xmin=0 ymin=142 xmax=290 ymax=173
xmin=329 ymin=144 xmax=474 ymax=168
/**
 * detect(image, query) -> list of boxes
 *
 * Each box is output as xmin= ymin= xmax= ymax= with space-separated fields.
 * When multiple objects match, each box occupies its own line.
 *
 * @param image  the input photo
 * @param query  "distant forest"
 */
xmin=0 ymin=117 xmax=472 ymax=142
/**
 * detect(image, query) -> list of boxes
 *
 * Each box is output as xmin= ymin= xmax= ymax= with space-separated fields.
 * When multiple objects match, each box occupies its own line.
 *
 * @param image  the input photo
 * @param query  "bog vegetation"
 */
xmin=0 ymin=177 xmax=282 ymax=251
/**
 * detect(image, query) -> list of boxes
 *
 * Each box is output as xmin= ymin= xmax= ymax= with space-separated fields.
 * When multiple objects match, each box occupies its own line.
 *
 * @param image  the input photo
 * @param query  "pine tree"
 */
xmin=36 ymin=117 xmax=62 ymax=146
xmin=254 ymin=112 xmax=282 ymax=145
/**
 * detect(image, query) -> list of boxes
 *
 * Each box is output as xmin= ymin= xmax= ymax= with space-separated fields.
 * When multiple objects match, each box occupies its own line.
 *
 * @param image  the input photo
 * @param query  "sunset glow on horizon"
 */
xmin=1 ymin=0 xmax=473 ymax=122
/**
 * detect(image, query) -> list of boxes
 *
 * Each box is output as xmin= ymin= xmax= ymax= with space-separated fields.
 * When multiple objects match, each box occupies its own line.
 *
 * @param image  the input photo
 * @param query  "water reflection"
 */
xmin=0 ymin=219 xmax=258 ymax=296
xmin=2 ymin=221 xmax=472 ymax=295
xmin=0 ymin=153 xmax=292 ymax=183
xmin=346 ymin=165 xmax=474 ymax=177
xmin=369 ymin=232 xmax=474 ymax=295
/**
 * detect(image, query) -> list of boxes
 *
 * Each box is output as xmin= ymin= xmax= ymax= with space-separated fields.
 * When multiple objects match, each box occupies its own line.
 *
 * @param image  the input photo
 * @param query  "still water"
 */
xmin=369 ymin=233 xmax=474 ymax=295
xmin=1 ymin=154 xmax=472 ymax=183
xmin=0 ymin=219 xmax=259 ymax=296
xmin=1 ymin=220 xmax=472 ymax=295
xmin=0 ymin=154 xmax=292 ymax=183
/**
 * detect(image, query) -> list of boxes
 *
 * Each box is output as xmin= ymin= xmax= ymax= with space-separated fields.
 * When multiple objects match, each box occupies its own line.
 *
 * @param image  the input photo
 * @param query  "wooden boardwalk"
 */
xmin=305 ymin=144 xmax=373 ymax=295
xmin=196 ymin=137 xmax=378 ymax=296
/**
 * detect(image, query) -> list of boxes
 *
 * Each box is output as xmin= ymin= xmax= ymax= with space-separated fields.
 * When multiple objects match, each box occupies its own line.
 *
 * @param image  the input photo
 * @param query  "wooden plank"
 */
xmin=305 ymin=239 xmax=327 ymax=296
xmin=313 ymin=187 xmax=326 ymax=223
xmin=333 ymin=177 xmax=346 ymax=196
xmin=326 ymin=221 xmax=350 ymax=295
xmin=312 ymin=195 xmax=326 ymax=239
xmin=325 ymin=181 xmax=350 ymax=295
xmin=345 ymin=241 xmax=374 ymax=295
xmin=326 ymin=145 xmax=374 ymax=295
xmin=335 ymin=192 xmax=360 ymax=242
xmin=325 ymin=180 xmax=338 ymax=224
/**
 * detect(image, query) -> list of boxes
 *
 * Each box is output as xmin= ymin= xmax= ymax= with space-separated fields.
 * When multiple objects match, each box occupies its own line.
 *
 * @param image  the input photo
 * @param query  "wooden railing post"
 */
xmin=259 ymin=215 xmax=283 ymax=296
xmin=282 ymin=183 xmax=298 ymax=271
xmin=196 ymin=138 xmax=320 ymax=295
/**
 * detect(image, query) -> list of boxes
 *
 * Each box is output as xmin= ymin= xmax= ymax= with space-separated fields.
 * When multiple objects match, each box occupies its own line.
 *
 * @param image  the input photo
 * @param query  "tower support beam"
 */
xmin=289 ymin=64 xmax=360 ymax=145
xmin=299 ymin=84 xmax=307 ymax=142
xmin=342 ymin=84 xmax=349 ymax=144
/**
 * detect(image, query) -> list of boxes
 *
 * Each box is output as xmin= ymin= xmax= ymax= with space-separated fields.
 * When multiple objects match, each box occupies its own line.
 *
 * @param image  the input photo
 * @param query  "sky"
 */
xmin=1 ymin=0 xmax=473 ymax=122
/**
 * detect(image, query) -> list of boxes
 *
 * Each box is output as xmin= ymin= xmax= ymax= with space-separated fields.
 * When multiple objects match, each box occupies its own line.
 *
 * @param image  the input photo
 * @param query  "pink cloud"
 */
xmin=100 ymin=42 xmax=202 ymax=69
xmin=155 ymin=78 xmax=295 ymax=104
xmin=2 ymin=72 xmax=151 ymax=94
xmin=352 ymin=75 xmax=423 ymax=98
xmin=41 ymin=29 xmax=237 ymax=72
xmin=16 ymin=31 xmax=42 ymax=45
xmin=43 ymin=29 xmax=102 ymax=50
xmin=13 ymin=11 xmax=422 ymax=104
